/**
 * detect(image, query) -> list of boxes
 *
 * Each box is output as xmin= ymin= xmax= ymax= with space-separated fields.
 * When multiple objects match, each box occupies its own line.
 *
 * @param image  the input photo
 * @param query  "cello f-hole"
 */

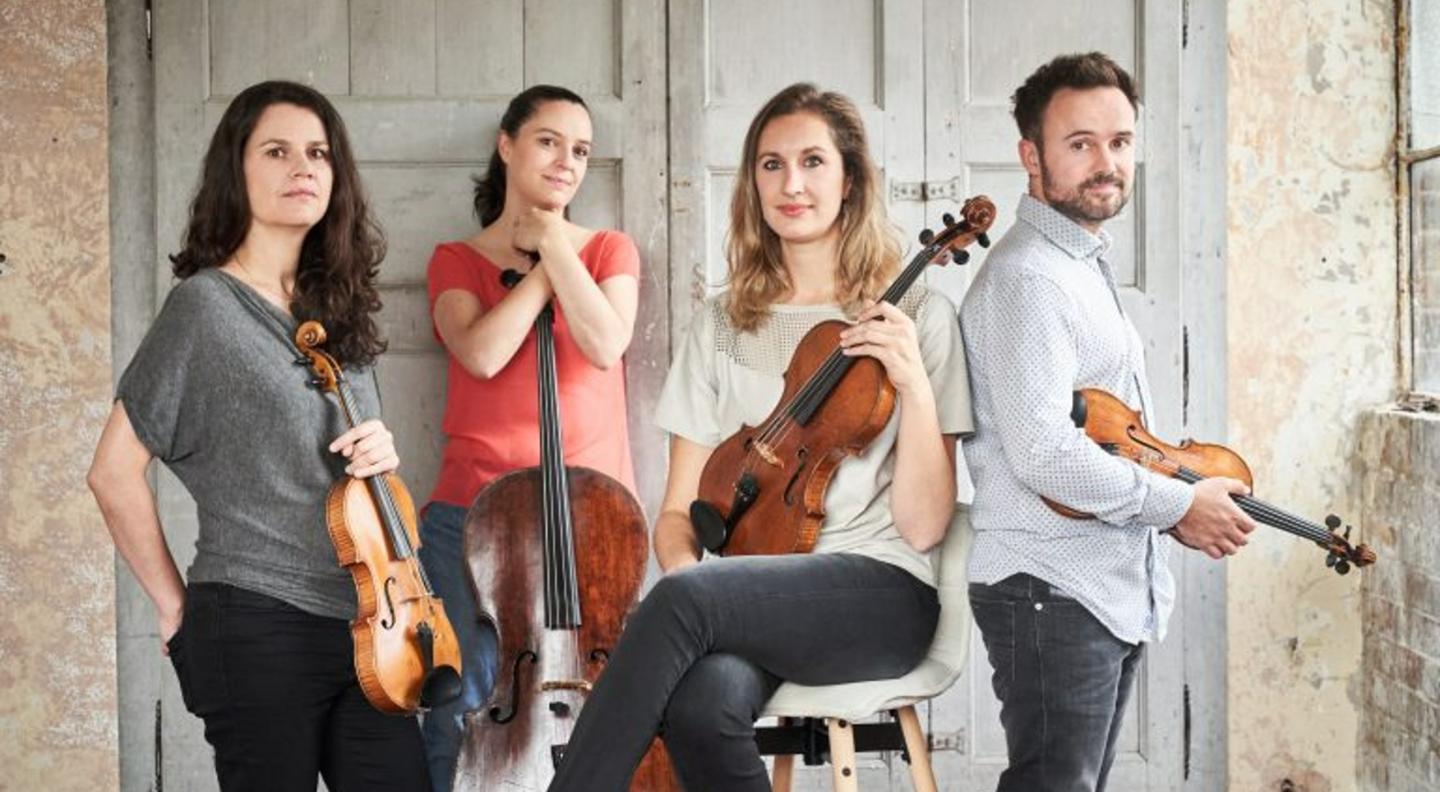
xmin=489 ymin=650 xmax=538 ymax=724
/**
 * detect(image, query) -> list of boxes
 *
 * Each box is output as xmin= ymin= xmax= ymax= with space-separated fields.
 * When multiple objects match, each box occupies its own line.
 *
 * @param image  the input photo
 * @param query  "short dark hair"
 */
xmin=472 ymin=85 xmax=589 ymax=227
xmin=1012 ymin=52 xmax=1140 ymax=144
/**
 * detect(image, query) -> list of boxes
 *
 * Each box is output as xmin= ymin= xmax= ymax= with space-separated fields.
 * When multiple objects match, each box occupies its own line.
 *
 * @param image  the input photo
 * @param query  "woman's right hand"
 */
xmin=159 ymin=602 xmax=184 ymax=656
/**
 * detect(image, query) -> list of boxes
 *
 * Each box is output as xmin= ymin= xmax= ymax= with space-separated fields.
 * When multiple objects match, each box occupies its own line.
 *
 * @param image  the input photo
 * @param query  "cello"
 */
xmin=690 ymin=196 xmax=997 ymax=556
xmin=295 ymin=321 xmax=463 ymax=714
xmin=1046 ymin=387 xmax=1376 ymax=573
xmin=453 ymin=269 xmax=676 ymax=790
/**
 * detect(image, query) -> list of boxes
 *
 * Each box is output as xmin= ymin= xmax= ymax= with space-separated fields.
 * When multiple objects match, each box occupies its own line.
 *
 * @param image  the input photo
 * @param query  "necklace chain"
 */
xmin=232 ymin=250 xmax=295 ymax=306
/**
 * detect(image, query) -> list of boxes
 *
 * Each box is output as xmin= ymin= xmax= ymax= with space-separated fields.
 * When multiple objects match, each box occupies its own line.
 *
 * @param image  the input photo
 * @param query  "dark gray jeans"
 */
xmin=548 ymin=552 xmax=940 ymax=792
xmin=969 ymin=573 xmax=1144 ymax=792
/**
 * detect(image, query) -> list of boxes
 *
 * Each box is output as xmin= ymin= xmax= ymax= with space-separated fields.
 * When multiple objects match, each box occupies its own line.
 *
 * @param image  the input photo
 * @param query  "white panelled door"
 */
xmin=131 ymin=2 xmax=1196 ymax=790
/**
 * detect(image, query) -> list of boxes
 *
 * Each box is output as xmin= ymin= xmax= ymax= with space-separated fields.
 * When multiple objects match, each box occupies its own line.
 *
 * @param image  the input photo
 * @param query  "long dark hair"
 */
xmin=472 ymin=85 xmax=589 ymax=227
xmin=170 ymin=80 xmax=387 ymax=366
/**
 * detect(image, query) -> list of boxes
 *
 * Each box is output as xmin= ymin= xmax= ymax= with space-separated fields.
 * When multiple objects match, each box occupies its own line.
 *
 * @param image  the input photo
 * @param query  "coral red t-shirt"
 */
xmin=426 ymin=230 xmax=639 ymax=507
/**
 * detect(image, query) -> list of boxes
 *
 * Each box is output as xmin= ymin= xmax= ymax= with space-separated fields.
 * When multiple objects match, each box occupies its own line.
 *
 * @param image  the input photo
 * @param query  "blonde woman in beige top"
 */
xmin=549 ymin=83 xmax=973 ymax=792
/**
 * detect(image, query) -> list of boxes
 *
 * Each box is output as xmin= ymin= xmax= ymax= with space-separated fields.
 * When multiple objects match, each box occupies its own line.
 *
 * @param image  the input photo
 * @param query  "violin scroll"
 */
xmin=1322 ymin=514 xmax=1376 ymax=575
xmin=916 ymin=196 xmax=996 ymax=268
xmin=295 ymin=320 xmax=342 ymax=393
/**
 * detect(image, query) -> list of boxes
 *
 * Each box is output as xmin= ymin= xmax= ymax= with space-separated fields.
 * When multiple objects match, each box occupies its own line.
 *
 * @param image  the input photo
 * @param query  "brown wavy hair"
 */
xmin=170 ymin=80 xmax=387 ymax=366
xmin=724 ymin=83 xmax=901 ymax=332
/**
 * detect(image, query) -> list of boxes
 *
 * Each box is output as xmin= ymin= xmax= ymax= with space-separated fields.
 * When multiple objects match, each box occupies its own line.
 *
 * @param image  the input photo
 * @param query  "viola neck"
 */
xmin=1171 ymin=467 xmax=1333 ymax=547
xmin=533 ymin=306 xmax=582 ymax=629
xmin=787 ymin=250 xmax=929 ymax=426
xmin=334 ymin=376 xmax=416 ymax=561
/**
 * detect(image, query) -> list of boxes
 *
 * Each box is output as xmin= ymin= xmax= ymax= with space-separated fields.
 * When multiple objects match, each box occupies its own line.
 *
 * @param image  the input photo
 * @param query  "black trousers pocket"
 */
xmin=169 ymin=584 xmax=229 ymax=716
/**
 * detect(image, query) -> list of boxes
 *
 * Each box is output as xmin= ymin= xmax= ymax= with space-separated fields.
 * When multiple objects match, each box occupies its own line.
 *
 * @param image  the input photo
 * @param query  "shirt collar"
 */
xmin=1016 ymin=193 xmax=1113 ymax=262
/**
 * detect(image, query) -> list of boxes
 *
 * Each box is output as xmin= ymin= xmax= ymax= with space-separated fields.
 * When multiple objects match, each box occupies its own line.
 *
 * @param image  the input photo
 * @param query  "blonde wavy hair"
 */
xmin=724 ymin=83 xmax=902 ymax=332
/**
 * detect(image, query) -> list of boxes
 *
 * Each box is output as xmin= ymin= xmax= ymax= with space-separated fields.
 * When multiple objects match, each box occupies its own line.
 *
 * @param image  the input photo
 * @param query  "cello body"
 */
xmin=451 ymin=282 xmax=677 ymax=790
xmin=453 ymin=467 xmax=672 ymax=789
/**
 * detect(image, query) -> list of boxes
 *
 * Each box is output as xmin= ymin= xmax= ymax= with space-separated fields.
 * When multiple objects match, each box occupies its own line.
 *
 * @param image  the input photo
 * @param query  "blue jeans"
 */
xmin=416 ymin=502 xmax=499 ymax=792
xmin=969 ymin=573 xmax=1144 ymax=792
xmin=549 ymin=553 xmax=940 ymax=792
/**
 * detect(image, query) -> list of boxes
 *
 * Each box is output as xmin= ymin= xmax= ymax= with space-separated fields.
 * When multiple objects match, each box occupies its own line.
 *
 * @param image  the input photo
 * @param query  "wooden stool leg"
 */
xmin=771 ymin=718 xmax=795 ymax=792
xmin=827 ymin=719 xmax=859 ymax=792
xmin=896 ymin=706 xmax=938 ymax=792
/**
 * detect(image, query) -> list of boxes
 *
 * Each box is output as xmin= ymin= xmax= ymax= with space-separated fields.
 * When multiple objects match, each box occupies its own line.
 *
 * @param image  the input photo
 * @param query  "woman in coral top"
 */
xmin=416 ymin=84 xmax=640 ymax=791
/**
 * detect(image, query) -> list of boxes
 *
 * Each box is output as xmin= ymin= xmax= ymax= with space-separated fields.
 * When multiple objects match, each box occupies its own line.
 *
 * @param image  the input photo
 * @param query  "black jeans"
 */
xmin=968 ymin=573 xmax=1144 ymax=792
xmin=548 ymin=553 xmax=940 ymax=792
xmin=168 ymin=583 xmax=430 ymax=792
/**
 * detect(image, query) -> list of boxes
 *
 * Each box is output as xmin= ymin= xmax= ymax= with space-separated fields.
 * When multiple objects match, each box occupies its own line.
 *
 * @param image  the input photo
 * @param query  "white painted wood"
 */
xmin=919 ymin=2 xmax=1193 ymax=790
xmin=139 ymin=2 xmax=667 ymax=789
xmin=126 ymin=3 xmax=1221 ymax=790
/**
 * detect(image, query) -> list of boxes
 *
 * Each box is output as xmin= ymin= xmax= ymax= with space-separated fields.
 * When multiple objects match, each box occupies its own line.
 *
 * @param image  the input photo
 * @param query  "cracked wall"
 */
xmin=0 ymin=0 xmax=119 ymax=788
xmin=1227 ymin=0 xmax=1398 ymax=789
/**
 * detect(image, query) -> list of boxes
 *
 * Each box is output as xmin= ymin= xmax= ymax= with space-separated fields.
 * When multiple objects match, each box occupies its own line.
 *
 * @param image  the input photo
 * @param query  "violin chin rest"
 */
xmin=420 ymin=664 xmax=463 ymax=710
xmin=690 ymin=500 xmax=730 ymax=553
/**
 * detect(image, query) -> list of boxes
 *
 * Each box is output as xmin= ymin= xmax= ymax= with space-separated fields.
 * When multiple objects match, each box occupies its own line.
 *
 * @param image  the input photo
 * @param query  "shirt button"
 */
xmin=1034 ymin=603 xmax=1044 ymax=611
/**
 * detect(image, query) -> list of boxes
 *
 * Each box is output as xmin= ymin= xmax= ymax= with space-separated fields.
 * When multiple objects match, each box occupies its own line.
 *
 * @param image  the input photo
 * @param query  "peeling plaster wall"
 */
xmin=0 ymin=0 xmax=120 ymax=789
xmin=1227 ymin=0 xmax=1397 ymax=789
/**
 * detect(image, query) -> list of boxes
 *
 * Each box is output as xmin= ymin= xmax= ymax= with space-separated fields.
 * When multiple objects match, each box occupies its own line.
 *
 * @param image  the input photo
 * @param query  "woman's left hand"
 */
xmin=329 ymin=420 xmax=400 ymax=479
xmin=512 ymin=207 xmax=567 ymax=257
xmin=839 ymin=301 xmax=928 ymax=396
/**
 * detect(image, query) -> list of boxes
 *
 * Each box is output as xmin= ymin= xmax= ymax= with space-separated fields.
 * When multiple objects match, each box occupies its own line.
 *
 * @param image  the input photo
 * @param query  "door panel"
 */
xmin=142 ymin=1 xmax=665 ymax=788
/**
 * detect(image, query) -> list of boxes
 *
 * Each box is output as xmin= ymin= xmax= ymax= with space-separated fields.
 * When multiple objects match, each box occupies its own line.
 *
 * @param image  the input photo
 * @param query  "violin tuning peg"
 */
xmin=942 ymin=212 xmax=955 ymax=227
xmin=918 ymin=228 xmax=935 ymax=246
xmin=953 ymin=249 xmax=970 ymax=266
xmin=1325 ymin=514 xmax=1341 ymax=530
xmin=1326 ymin=553 xmax=1338 ymax=568
xmin=1336 ymin=560 xmax=1351 ymax=575
xmin=978 ymin=232 xmax=992 ymax=248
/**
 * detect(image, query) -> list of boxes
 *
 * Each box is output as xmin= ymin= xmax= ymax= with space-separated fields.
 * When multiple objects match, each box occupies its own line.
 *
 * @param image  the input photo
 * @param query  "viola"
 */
xmin=295 ymin=321 xmax=462 ymax=714
xmin=691 ymin=196 xmax=997 ymax=556
xmin=1046 ymin=387 xmax=1376 ymax=574
xmin=453 ymin=269 xmax=677 ymax=791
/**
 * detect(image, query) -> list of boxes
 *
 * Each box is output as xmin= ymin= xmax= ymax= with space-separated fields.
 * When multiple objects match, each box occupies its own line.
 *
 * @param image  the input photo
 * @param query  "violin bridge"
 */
xmin=754 ymin=442 xmax=782 ymax=468
xmin=541 ymin=679 xmax=593 ymax=693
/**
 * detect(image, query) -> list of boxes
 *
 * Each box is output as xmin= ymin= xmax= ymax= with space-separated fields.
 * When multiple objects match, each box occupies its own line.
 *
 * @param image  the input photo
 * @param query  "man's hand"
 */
xmin=1169 ymin=477 xmax=1257 ymax=559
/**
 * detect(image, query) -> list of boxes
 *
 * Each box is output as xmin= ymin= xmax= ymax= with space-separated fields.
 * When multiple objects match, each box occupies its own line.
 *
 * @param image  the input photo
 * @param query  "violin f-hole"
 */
xmin=782 ymin=448 xmax=810 ymax=506
xmin=380 ymin=576 xmax=399 ymax=629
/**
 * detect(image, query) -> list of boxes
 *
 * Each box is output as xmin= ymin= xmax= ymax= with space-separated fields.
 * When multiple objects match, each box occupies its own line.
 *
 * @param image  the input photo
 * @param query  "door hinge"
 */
xmin=1182 ymin=683 xmax=1191 ymax=780
xmin=145 ymin=0 xmax=154 ymax=61
xmin=1181 ymin=325 xmax=1190 ymax=426
xmin=154 ymin=698 xmax=163 ymax=791
xmin=889 ymin=176 xmax=964 ymax=203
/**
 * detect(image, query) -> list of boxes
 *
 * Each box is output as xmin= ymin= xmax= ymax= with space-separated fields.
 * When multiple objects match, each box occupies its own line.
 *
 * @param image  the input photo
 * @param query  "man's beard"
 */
xmin=1040 ymin=162 xmax=1130 ymax=226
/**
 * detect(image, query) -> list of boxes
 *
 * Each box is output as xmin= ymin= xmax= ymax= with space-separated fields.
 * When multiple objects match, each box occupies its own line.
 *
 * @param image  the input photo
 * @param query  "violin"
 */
xmin=295 ymin=321 xmax=463 ymax=714
xmin=453 ymin=270 xmax=676 ymax=791
xmin=1046 ymin=387 xmax=1376 ymax=574
xmin=691 ymin=196 xmax=997 ymax=556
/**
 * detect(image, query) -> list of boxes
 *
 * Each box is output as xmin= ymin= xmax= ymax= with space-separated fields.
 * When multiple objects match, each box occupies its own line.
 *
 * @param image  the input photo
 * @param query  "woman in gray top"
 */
xmin=88 ymin=81 xmax=429 ymax=791
xmin=549 ymin=84 xmax=972 ymax=792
